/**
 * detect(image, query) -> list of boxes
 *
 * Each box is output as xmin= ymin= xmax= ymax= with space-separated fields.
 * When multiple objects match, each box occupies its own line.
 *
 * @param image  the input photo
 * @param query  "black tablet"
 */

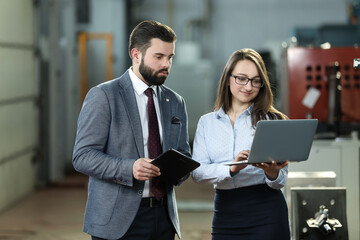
xmin=151 ymin=149 xmax=200 ymax=184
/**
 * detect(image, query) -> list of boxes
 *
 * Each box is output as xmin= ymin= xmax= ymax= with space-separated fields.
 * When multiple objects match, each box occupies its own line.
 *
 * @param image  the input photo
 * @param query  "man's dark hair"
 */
xmin=129 ymin=20 xmax=176 ymax=58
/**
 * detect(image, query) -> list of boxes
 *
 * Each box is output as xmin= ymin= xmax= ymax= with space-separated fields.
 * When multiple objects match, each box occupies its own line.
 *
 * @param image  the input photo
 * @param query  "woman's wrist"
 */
xmin=230 ymin=169 xmax=239 ymax=177
xmin=265 ymin=172 xmax=278 ymax=181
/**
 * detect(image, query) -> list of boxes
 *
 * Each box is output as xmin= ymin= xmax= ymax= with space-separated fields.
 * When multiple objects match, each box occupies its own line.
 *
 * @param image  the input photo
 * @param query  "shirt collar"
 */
xmin=129 ymin=67 xmax=158 ymax=97
xmin=215 ymin=104 xmax=253 ymax=119
xmin=215 ymin=108 xmax=227 ymax=119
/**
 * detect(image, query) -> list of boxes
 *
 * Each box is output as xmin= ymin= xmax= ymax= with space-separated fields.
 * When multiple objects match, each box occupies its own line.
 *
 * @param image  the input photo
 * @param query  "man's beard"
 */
xmin=139 ymin=58 xmax=169 ymax=86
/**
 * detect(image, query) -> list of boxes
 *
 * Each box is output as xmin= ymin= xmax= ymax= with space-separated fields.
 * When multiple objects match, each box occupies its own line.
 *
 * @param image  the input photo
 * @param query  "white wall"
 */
xmin=0 ymin=0 xmax=37 ymax=212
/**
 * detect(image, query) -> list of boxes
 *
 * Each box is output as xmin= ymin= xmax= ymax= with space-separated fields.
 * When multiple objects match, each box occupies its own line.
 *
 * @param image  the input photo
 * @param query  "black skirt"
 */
xmin=212 ymin=184 xmax=290 ymax=240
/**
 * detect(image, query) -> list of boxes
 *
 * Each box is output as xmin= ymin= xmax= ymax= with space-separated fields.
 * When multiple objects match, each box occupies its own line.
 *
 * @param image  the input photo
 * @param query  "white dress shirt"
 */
xmin=129 ymin=67 xmax=163 ymax=197
xmin=191 ymin=106 xmax=288 ymax=190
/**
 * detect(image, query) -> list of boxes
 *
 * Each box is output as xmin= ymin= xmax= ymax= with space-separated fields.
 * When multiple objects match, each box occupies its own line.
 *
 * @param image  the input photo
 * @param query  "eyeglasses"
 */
xmin=231 ymin=74 xmax=264 ymax=88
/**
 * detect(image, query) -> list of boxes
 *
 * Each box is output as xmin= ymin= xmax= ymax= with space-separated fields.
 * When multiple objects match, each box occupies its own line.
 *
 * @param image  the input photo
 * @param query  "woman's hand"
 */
xmin=229 ymin=150 xmax=250 ymax=175
xmin=252 ymin=160 xmax=289 ymax=181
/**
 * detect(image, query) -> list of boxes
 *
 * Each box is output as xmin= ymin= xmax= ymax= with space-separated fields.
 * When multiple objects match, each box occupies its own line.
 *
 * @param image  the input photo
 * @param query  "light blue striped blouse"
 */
xmin=191 ymin=106 xmax=288 ymax=190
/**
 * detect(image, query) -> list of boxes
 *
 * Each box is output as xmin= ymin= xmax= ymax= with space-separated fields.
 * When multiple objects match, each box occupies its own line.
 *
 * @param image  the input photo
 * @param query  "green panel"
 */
xmin=0 ymin=0 xmax=34 ymax=45
xmin=0 ymin=48 xmax=36 ymax=101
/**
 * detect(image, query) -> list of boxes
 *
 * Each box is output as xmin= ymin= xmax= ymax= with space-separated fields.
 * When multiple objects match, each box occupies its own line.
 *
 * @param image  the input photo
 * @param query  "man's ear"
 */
xmin=131 ymin=48 xmax=141 ymax=64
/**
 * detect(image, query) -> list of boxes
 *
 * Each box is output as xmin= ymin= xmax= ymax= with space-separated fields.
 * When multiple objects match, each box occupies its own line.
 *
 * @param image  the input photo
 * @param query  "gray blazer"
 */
xmin=73 ymin=70 xmax=191 ymax=239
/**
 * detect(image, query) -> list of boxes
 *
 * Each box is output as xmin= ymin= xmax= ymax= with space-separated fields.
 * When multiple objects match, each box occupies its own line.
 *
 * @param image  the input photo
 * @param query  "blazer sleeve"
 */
xmin=72 ymin=86 xmax=134 ymax=187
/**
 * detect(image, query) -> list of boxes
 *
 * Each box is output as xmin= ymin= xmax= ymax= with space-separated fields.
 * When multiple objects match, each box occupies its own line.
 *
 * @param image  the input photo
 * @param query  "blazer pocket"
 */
xmin=171 ymin=116 xmax=181 ymax=125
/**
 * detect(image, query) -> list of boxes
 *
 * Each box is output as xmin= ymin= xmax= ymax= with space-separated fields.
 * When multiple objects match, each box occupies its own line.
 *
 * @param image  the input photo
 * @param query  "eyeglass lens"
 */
xmin=232 ymin=75 xmax=263 ymax=88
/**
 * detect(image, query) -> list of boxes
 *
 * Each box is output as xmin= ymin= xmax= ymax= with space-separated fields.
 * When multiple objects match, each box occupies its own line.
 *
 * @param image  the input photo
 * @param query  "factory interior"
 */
xmin=0 ymin=0 xmax=360 ymax=239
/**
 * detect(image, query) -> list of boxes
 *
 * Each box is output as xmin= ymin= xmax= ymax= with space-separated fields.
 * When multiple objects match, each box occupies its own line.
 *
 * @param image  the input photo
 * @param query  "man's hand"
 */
xmin=133 ymin=158 xmax=161 ymax=181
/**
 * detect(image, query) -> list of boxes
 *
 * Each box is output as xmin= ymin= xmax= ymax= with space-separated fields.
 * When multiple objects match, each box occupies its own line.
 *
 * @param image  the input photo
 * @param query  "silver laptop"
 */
xmin=224 ymin=119 xmax=318 ymax=165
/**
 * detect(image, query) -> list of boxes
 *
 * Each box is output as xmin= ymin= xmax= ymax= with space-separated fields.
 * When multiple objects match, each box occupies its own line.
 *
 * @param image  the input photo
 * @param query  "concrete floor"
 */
xmin=0 ymin=173 xmax=214 ymax=240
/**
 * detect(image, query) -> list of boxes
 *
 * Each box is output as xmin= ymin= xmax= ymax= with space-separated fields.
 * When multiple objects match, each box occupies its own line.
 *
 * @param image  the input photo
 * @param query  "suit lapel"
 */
xmin=118 ymin=71 xmax=144 ymax=157
xmin=157 ymin=86 xmax=171 ymax=151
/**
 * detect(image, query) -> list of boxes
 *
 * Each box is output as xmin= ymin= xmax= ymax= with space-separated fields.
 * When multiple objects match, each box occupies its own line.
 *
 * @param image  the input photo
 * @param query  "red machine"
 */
xmin=283 ymin=47 xmax=360 ymax=131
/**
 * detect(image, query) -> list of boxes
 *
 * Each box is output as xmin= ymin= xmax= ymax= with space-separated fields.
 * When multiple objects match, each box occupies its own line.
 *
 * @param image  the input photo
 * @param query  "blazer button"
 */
xmin=138 ymin=190 xmax=143 ymax=195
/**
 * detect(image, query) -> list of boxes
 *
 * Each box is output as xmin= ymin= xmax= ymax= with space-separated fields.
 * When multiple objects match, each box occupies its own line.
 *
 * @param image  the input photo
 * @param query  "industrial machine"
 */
xmin=291 ymin=187 xmax=348 ymax=240
xmin=282 ymin=47 xmax=360 ymax=137
xmin=281 ymin=46 xmax=360 ymax=240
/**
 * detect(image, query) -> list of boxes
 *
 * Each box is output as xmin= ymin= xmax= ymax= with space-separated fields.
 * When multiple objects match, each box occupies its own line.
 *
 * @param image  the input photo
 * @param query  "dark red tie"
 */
xmin=144 ymin=88 xmax=165 ymax=199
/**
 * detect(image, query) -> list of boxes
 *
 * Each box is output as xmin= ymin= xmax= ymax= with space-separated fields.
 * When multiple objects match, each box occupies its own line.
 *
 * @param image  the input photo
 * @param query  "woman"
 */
xmin=192 ymin=48 xmax=290 ymax=240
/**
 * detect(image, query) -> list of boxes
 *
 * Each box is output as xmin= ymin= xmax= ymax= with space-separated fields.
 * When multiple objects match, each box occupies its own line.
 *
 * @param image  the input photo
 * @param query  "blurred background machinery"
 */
xmin=282 ymin=47 xmax=360 ymax=137
xmin=281 ymin=42 xmax=360 ymax=240
xmin=279 ymin=11 xmax=360 ymax=239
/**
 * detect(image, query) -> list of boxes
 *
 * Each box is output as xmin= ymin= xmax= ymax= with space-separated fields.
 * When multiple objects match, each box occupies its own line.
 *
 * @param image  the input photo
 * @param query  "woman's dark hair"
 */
xmin=129 ymin=20 xmax=176 ymax=58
